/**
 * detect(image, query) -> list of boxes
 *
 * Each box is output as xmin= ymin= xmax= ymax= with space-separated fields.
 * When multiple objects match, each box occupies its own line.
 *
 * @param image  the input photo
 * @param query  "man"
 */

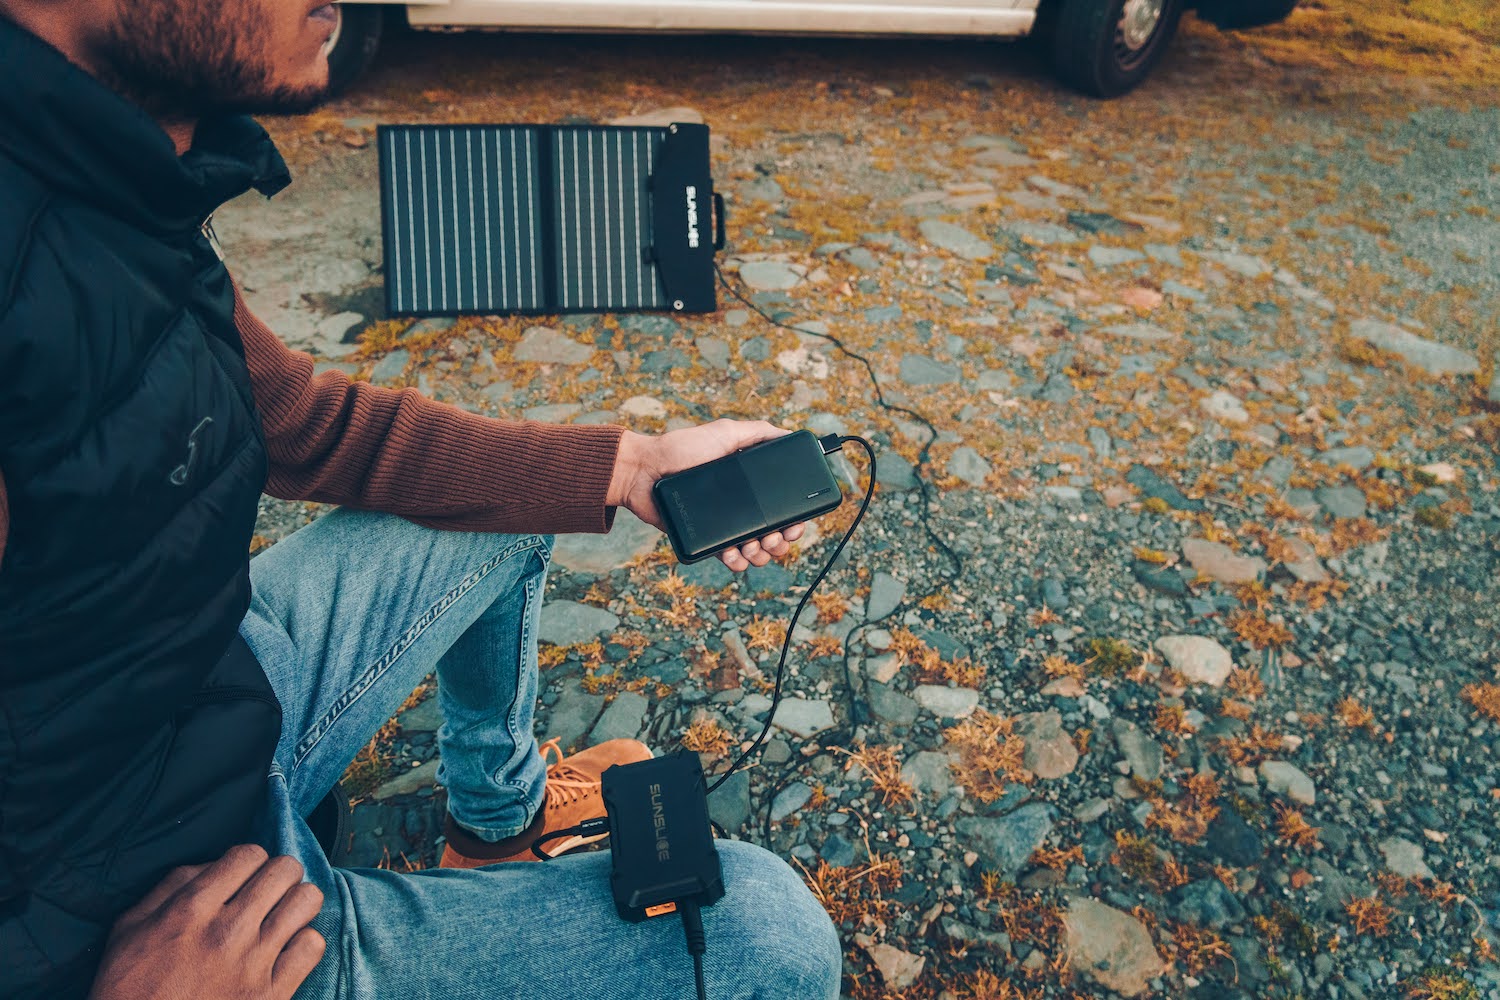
xmin=0 ymin=2 xmax=844 ymax=997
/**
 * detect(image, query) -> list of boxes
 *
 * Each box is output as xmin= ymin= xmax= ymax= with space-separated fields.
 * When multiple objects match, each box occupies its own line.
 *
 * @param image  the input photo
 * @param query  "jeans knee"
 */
xmin=711 ymin=840 xmax=843 ymax=999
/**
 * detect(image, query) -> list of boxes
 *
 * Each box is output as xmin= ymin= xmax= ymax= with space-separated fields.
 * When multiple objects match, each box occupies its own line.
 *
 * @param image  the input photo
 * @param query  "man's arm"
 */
xmin=234 ymin=283 xmax=624 ymax=536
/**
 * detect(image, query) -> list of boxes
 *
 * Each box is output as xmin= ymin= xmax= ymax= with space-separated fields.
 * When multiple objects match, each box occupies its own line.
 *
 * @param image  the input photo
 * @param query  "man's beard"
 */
xmin=91 ymin=0 xmax=327 ymax=119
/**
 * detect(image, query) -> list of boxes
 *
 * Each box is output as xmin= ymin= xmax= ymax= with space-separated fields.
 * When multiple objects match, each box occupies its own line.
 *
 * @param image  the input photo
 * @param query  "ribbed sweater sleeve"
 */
xmin=233 ymin=284 xmax=625 ymax=536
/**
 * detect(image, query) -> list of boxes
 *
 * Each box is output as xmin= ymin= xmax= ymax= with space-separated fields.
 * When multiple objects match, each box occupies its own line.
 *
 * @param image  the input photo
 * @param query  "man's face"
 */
xmin=92 ymin=0 xmax=338 ymax=117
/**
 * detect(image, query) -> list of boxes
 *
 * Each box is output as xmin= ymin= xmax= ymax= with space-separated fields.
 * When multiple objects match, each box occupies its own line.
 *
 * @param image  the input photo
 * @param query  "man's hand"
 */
xmin=609 ymin=420 xmax=806 ymax=572
xmin=88 ymin=844 xmax=325 ymax=1000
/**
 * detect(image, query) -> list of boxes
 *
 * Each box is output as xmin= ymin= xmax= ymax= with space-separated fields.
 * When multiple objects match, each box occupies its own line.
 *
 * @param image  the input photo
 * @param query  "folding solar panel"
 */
xmin=377 ymin=122 xmax=723 ymax=318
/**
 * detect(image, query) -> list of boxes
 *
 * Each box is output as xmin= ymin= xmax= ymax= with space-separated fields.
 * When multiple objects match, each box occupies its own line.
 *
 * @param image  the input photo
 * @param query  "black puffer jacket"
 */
xmin=0 ymin=18 xmax=291 ymax=996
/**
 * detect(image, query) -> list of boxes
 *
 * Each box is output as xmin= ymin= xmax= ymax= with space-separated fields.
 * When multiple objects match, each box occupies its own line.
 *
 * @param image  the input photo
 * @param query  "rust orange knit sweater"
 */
xmin=0 ymin=283 xmax=626 ymax=569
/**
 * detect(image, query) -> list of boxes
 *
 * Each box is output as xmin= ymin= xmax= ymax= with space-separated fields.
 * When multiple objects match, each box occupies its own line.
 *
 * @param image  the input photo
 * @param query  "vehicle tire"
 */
xmin=326 ymin=4 xmax=385 ymax=97
xmin=1051 ymin=0 xmax=1185 ymax=98
xmin=1196 ymin=0 xmax=1299 ymax=31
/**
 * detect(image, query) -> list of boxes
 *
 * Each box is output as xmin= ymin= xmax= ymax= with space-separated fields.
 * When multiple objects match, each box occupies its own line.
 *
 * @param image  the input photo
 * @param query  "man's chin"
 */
xmin=227 ymin=80 xmax=331 ymax=118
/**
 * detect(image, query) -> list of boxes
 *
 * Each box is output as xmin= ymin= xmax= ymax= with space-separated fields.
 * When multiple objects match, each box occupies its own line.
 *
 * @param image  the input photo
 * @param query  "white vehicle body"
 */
xmin=329 ymin=0 xmax=1299 ymax=98
xmin=354 ymin=0 xmax=1041 ymax=38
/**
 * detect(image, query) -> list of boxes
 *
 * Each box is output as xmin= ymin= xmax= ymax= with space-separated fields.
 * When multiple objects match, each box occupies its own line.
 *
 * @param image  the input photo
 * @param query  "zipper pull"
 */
xmin=200 ymin=215 xmax=226 ymax=262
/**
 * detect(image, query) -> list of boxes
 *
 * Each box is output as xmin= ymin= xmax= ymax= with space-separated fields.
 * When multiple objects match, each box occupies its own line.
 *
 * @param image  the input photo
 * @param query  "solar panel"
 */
xmin=377 ymin=122 xmax=721 ymax=318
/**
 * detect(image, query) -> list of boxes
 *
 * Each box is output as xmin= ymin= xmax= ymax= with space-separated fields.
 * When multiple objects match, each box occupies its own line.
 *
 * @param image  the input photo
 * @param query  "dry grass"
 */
xmin=846 ymin=743 xmax=917 ymax=808
xmin=745 ymin=616 xmax=787 ymax=652
xmin=1336 ymin=696 xmax=1378 ymax=734
xmin=1227 ymin=609 xmax=1296 ymax=649
xmin=342 ymin=718 xmax=399 ymax=799
xmin=1462 ymin=682 xmax=1500 ymax=723
xmin=1170 ymin=921 xmax=1234 ymax=976
xmin=1145 ymin=773 xmax=1222 ymax=845
xmin=1274 ymin=802 xmax=1324 ymax=850
xmin=1030 ymin=845 xmax=1085 ymax=871
xmin=944 ymin=711 xmax=1032 ymax=803
xmin=680 ymin=718 xmax=735 ymax=756
xmin=1217 ymin=724 xmax=1286 ymax=767
xmin=1406 ymin=969 xmax=1480 ymax=1000
xmin=1112 ymin=831 xmax=1190 ymax=893
xmin=797 ymin=853 xmax=904 ymax=929
xmin=1346 ymin=896 xmax=1395 ymax=937
xmin=811 ymin=591 xmax=849 ymax=624
xmin=1243 ymin=0 xmax=1500 ymax=89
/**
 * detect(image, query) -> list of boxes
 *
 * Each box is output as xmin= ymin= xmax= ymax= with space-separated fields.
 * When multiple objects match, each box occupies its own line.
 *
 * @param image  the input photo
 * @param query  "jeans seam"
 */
xmin=290 ymin=534 xmax=550 ymax=770
xmin=455 ymin=547 xmax=547 ymax=841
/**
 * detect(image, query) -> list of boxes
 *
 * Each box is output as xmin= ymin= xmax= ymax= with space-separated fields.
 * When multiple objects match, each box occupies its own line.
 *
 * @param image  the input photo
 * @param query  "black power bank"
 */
xmin=601 ymin=752 xmax=724 ymax=922
xmin=652 ymin=430 xmax=844 ymax=564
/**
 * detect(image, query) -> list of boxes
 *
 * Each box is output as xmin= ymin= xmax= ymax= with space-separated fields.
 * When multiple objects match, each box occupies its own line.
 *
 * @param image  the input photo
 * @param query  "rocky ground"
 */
xmin=230 ymin=9 xmax=1499 ymax=999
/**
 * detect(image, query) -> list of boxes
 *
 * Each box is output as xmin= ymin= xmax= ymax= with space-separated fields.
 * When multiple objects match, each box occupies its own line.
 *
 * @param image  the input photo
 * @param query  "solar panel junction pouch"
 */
xmin=377 ymin=122 xmax=724 ymax=318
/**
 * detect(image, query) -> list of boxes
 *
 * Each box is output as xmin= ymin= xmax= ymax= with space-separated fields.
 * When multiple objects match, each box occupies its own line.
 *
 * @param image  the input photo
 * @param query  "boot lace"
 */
xmin=538 ymin=737 xmax=599 ymax=807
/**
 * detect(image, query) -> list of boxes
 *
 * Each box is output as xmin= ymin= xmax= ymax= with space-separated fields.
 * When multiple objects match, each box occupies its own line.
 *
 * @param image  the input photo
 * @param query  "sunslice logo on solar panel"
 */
xmin=686 ymin=185 xmax=701 ymax=250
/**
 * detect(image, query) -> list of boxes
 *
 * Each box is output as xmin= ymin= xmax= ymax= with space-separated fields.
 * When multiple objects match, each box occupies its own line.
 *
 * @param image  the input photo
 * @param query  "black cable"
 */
xmin=530 ymin=816 xmax=608 ymax=860
xmin=714 ymin=265 xmax=962 ymax=580
xmin=713 ymin=263 xmax=975 ymax=847
xmin=706 ymin=435 xmax=877 ymax=796
xmin=680 ymin=899 xmax=707 ymax=1000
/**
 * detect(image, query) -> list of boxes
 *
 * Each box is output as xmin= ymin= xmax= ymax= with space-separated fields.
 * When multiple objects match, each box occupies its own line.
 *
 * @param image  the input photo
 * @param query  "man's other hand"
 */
xmin=88 ymin=844 xmax=325 ymax=1000
xmin=609 ymin=420 xmax=807 ymax=572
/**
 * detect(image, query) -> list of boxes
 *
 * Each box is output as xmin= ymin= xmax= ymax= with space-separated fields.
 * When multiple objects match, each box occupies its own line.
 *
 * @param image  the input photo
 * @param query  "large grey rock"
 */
xmin=708 ymin=771 xmax=750 ymax=832
xmin=372 ymin=760 xmax=438 ymax=801
xmin=590 ymin=691 xmax=650 ymax=744
xmin=862 ymin=942 xmax=925 ymax=992
xmin=538 ymin=601 xmax=620 ymax=646
xmin=1112 ymin=719 xmax=1163 ymax=781
xmin=1100 ymin=322 xmax=1174 ymax=342
xmin=1351 ymin=319 xmax=1479 ymax=377
xmin=371 ymin=349 xmax=410 ymax=383
xmin=914 ymin=685 xmax=979 ymax=719
xmin=697 ymin=336 xmax=731 ymax=369
xmin=955 ymin=803 xmax=1054 ymax=878
xmin=1282 ymin=537 xmax=1329 ymax=583
xmin=1316 ymin=486 xmax=1367 ymax=519
xmin=901 ymin=751 xmax=955 ymax=798
xmin=397 ymin=696 xmax=444 ymax=734
xmin=609 ymin=106 xmax=704 ymax=127
xmin=1201 ymin=250 xmax=1271 ymax=279
xmin=1126 ymin=464 xmax=1203 ymax=512
xmin=513 ymin=326 xmax=595 ymax=364
xmin=1064 ymin=899 xmax=1166 ymax=997
xmin=770 ymin=698 xmax=837 ymax=738
xmin=1379 ymin=837 xmax=1435 ymax=879
xmin=1260 ymin=761 xmax=1316 ymax=805
xmin=1170 ymin=879 xmax=1247 ymax=931
xmin=1154 ymin=635 xmax=1234 ymax=687
xmin=867 ymin=683 xmax=919 ymax=726
xmin=867 ymin=572 xmax=907 ymax=620
xmin=1088 ymin=246 xmax=1145 ymax=267
xmin=948 ymin=447 xmax=993 ymax=488
xmin=548 ymin=688 xmax=606 ymax=752
xmin=1319 ymin=445 xmax=1375 ymax=470
xmin=770 ymin=782 xmax=813 ymax=822
xmin=1201 ymin=390 xmax=1250 ymax=424
xmin=1015 ymin=711 xmax=1078 ymax=780
xmin=739 ymin=260 xmax=802 ymax=291
xmin=1182 ymin=538 xmax=1266 ymax=584
xmin=899 ymin=354 xmax=962 ymax=386
xmin=875 ymin=453 xmax=919 ymax=490
xmin=552 ymin=509 xmax=660 ymax=575
xmin=918 ymin=220 xmax=994 ymax=260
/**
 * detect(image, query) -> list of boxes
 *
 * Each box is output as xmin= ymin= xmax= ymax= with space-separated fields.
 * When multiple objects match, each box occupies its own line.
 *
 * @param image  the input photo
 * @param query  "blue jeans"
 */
xmin=239 ymin=508 xmax=842 ymax=1000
